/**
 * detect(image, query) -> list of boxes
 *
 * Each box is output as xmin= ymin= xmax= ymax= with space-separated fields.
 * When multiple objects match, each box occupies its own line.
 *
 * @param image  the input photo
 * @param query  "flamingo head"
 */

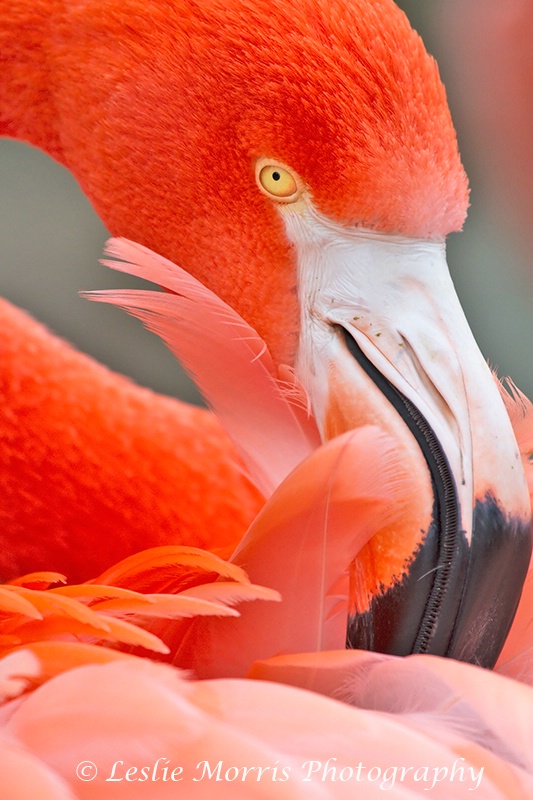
xmin=3 ymin=0 xmax=531 ymax=667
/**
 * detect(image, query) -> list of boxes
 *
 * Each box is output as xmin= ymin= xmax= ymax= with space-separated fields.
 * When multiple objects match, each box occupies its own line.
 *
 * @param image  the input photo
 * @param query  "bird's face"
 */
xmin=40 ymin=0 xmax=531 ymax=665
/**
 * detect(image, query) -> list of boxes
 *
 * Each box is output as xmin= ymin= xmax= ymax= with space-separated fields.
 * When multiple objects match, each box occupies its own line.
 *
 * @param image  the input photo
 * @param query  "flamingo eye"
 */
xmin=256 ymin=161 xmax=302 ymax=202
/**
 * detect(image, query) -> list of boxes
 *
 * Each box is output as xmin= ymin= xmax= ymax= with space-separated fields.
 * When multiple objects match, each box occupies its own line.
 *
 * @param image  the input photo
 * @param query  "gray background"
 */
xmin=1 ymin=2 xmax=532 ymax=404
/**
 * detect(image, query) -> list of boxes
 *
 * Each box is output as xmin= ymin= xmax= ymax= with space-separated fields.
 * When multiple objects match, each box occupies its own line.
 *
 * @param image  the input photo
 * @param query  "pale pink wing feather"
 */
xmin=170 ymin=426 xmax=414 ymax=678
xmin=85 ymin=238 xmax=320 ymax=497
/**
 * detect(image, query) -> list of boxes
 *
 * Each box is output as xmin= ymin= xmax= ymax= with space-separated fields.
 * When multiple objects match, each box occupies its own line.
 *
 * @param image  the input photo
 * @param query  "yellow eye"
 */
xmin=256 ymin=160 xmax=302 ymax=202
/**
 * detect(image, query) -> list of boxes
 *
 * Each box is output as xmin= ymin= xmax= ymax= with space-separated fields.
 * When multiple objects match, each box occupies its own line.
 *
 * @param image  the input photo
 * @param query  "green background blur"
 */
xmin=1 ymin=2 xmax=532 ymax=405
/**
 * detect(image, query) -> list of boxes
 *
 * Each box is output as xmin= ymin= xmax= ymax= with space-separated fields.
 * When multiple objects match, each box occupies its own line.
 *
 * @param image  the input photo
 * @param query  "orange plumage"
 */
xmin=0 ymin=296 xmax=262 ymax=582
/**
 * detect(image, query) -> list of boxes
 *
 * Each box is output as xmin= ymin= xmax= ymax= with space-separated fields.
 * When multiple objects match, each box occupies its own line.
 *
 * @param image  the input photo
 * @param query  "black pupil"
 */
xmin=272 ymin=171 xmax=281 ymax=181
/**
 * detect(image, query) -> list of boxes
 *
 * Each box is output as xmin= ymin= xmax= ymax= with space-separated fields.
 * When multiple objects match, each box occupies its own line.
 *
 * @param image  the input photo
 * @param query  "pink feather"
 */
xmin=85 ymin=238 xmax=320 ymax=498
xmin=170 ymin=426 xmax=415 ymax=678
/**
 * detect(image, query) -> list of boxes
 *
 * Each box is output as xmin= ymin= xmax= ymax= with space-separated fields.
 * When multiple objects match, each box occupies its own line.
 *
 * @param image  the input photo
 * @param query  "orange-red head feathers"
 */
xmin=1 ymin=0 xmax=468 ymax=363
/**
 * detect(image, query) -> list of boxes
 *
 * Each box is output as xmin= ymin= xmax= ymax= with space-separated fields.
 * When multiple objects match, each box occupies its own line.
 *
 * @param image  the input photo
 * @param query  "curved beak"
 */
xmin=288 ymin=209 xmax=532 ymax=668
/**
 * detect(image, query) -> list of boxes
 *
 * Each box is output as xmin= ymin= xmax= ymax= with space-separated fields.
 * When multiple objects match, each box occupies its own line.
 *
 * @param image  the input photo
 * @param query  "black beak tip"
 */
xmin=347 ymin=495 xmax=532 ymax=669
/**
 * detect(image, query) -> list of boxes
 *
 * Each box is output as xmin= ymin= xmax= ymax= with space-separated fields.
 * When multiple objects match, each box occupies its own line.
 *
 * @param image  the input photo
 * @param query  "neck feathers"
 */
xmin=1 ymin=0 xmax=63 ymax=158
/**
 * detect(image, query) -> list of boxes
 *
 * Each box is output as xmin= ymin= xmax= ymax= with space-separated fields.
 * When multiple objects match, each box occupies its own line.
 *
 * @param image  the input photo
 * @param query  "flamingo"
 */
xmin=1 ymin=0 xmax=533 ymax=796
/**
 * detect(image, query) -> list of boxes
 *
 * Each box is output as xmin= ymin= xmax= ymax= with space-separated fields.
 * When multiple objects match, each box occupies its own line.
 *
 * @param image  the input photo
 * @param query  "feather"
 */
xmin=171 ymin=426 xmax=414 ymax=678
xmin=50 ymin=584 xmax=156 ymax=603
xmin=0 ymin=562 xmax=247 ymax=661
xmin=87 ymin=616 xmax=171 ymax=654
xmin=348 ymin=653 xmax=533 ymax=780
xmin=7 ymin=573 xmax=67 ymax=590
xmin=2 ymin=588 xmax=111 ymax=632
xmin=496 ymin=376 xmax=533 ymax=459
xmin=5 ymin=614 xmax=168 ymax=655
xmin=0 ymin=545 xmax=282 ymax=673
xmin=491 ymin=376 xmax=533 ymax=685
xmin=0 ymin=650 xmax=41 ymax=702
xmin=496 ymin=569 xmax=533 ymax=686
xmin=6 ymin=643 xmax=136 ymax=691
xmin=0 ymin=298 xmax=262 ymax=584
xmin=250 ymin=648 xmax=533 ymax=784
xmin=178 ymin=582 xmax=281 ymax=607
xmin=91 ymin=545 xmax=251 ymax=592
xmin=85 ymin=238 xmax=321 ymax=497
xmin=91 ymin=594 xmax=241 ymax=619
xmin=3 ymin=658 xmax=522 ymax=799
xmin=0 ymin=736 xmax=74 ymax=800
xmin=0 ymin=589 xmax=43 ymax=621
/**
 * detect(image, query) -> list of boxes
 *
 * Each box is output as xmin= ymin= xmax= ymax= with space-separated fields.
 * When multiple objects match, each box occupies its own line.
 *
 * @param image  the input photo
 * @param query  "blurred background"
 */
xmin=1 ymin=1 xmax=532 ymax=403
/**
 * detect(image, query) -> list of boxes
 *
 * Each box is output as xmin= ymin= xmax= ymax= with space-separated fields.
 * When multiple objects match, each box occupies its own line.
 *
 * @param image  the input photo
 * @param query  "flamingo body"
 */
xmin=0 ymin=296 xmax=262 ymax=582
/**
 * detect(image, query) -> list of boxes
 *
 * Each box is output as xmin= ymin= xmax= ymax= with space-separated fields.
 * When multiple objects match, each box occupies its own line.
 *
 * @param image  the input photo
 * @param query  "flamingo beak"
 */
xmin=288 ymin=209 xmax=532 ymax=668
